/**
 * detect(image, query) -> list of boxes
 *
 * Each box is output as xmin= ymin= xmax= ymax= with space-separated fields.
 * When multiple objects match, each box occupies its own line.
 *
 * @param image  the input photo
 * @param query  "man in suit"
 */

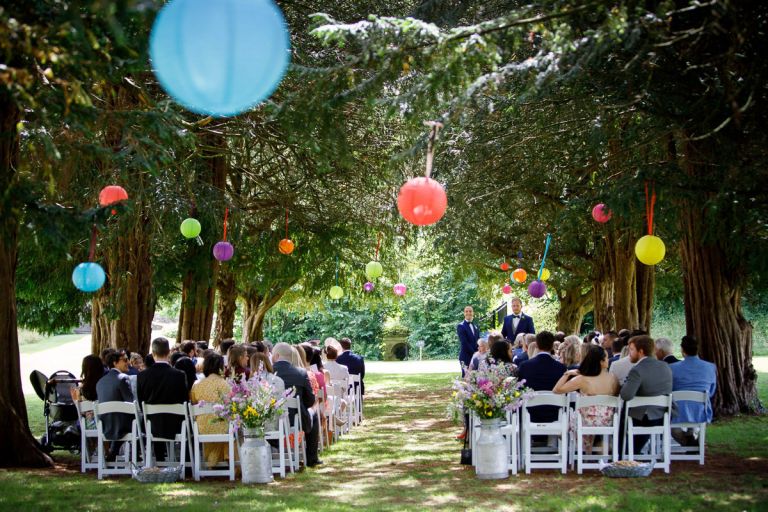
xmin=654 ymin=337 xmax=679 ymax=364
xmin=457 ymin=305 xmax=479 ymax=375
xmin=272 ymin=342 xmax=321 ymax=467
xmin=620 ymin=335 xmax=673 ymax=454
xmin=137 ymin=337 xmax=189 ymax=461
xmin=96 ymin=349 xmax=134 ymax=461
xmin=670 ymin=335 xmax=717 ymax=445
xmin=337 ymin=337 xmax=365 ymax=397
xmin=501 ymin=297 xmax=535 ymax=342
xmin=517 ymin=331 xmax=566 ymax=423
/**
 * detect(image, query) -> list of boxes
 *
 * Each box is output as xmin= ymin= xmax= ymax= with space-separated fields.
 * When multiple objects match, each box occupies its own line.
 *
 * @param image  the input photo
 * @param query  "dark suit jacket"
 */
xmin=621 ymin=357 xmax=673 ymax=420
xmin=336 ymin=350 xmax=366 ymax=395
xmin=457 ymin=321 xmax=479 ymax=368
xmin=137 ymin=362 xmax=188 ymax=439
xmin=518 ymin=353 xmax=566 ymax=422
xmin=273 ymin=360 xmax=315 ymax=434
xmin=95 ymin=368 xmax=134 ymax=440
xmin=501 ymin=313 xmax=535 ymax=341
xmin=663 ymin=354 xmax=679 ymax=365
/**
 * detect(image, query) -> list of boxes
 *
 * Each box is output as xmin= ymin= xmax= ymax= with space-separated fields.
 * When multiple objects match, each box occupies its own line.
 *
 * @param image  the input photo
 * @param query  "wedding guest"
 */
xmin=517 ymin=331 xmax=567 ymax=422
xmin=670 ymin=335 xmax=717 ymax=445
xmin=469 ymin=338 xmax=489 ymax=371
xmin=655 ymin=337 xmax=679 ymax=364
xmin=337 ymin=337 xmax=366 ymax=397
xmin=219 ymin=339 xmax=236 ymax=365
xmin=74 ymin=355 xmax=103 ymax=402
xmin=189 ymin=353 xmax=232 ymax=468
xmin=485 ymin=339 xmax=516 ymax=374
xmin=526 ymin=341 xmax=538 ymax=359
xmin=324 ymin=345 xmax=350 ymax=383
xmin=174 ymin=356 xmax=197 ymax=395
xmin=559 ymin=335 xmax=581 ymax=369
xmin=501 ymin=297 xmax=536 ymax=341
xmin=224 ymin=344 xmax=250 ymax=381
xmin=96 ymin=349 xmax=134 ymax=461
xmin=129 ymin=352 xmax=145 ymax=374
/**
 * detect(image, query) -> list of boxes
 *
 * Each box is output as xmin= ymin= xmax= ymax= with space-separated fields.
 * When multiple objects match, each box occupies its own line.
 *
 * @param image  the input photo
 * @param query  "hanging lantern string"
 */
xmin=88 ymin=224 xmax=98 ymax=262
xmin=517 ymin=250 xmax=523 ymax=267
xmin=423 ymin=121 xmax=443 ymax=178
xmin=222 ymin=207 xmax=229 ymax=241
xmin=537 ymin=234 xmax=552 ymax=280
xmin=375 ymin=232 xmax=382 ymax=261
xmin=335 ymin=255 xmax=339 ymax=286
xmin=284 ymin=208 xmax=289 ymax=238
xmin=645 ymin=181 xmax=656 ymax=236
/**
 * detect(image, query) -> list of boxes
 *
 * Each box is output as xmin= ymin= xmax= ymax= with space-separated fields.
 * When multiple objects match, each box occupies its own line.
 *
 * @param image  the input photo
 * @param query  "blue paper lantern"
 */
xmin=72 ymin=262 xmax=106 ymax=293
xmin=150 ymin=0 xmax=291 ymax=117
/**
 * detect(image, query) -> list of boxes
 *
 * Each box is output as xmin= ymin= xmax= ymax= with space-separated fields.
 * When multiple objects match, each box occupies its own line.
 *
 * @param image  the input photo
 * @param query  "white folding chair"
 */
xmin=349 ymin=374 xmax=363 ymax=426
xmin=94 ymin=401 xmax=141 ymax=480
xmin=285 ymin=396 xmax=307 ymax=470
xmin=623 ymin=395 xmax=672 ymax=473
xmin=142 ymin=402 xmax=191 ymax=478
xmin=571 ymin=395 xmax=621 ymax=473
xmin=499 ymin=409 xmax=520 ymax=475
xmin=328 ymin=381 xmax=349 ymax=439
xmin=265 ymin=410 xmax=293 ymax=478
xmin=187 ymin=402 xmax=236 ymax=481
xmin=670 ymin=390 xmax=708 ymax=465
xmin=521 ymin=393 xmax=569 ymax=474
xmin=75 ymin=400 xmax=99 ymax=473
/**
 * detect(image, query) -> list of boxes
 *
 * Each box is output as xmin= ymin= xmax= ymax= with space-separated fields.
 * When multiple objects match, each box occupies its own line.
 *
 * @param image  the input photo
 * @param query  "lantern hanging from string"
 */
xmin=635 ymin=182 xmax=666 ymax=265
xmin=528 ymin=280 xmax=547 ymax=299
xmin=73 ymin=225 xmax=106 ymax=293
xmin=99 ymin=185 xmax=128 ymax=207
xmin=365 ymin=233 xmax=384 ymax=280
xmin=278 ymin=209 xmax=295 ymax=255
xmin=213 ymin=208 xmax=234 ymax=261
xmin=500 ymin=260 xmax=510 ymax=272
xmin=180 ymin=218 xmax=202 ymax=239
xmin=591 ymin=203 xmax=612 ymax=223
xmin=329 ymin=285 xmax=344 ymax=300
xmin=502 ymin=283 xmax=512 ymax=295
xmin=393 ymin=283 xmax=407 ymax=296
xmin=397 ymin=121 xmax=447 ymax=226
xmin=540 ymin=268 xmax=551 ymax=281
xmin=512 ymin=268 xmax=527 ymax=283
xmin=149 ymin=0 xmax=291 ymax=117
xmin=364 ymin=281 xmax=375 ymax=293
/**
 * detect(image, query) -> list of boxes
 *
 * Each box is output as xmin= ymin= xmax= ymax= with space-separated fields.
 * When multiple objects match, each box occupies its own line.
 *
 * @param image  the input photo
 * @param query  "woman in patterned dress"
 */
xmin=189 ymin=353 xmax=232 ymax=468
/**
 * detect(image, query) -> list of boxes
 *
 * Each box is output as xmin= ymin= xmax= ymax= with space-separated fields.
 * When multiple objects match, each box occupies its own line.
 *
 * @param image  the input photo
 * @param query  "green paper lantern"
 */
xmin=329 ymin=285 xmax=344 ymax=300
xmin=365 ymin=261 xmax=383 ymax=280
xmin=180 ymin=218 xmax=202 ymax=239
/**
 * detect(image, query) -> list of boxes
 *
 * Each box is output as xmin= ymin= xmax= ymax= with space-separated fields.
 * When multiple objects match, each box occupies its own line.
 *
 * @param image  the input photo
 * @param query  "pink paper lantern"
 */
xmin=591 ymin=203 xmax=612 ymax=223
xmin=502 ymin=284 xmax=512 ymax=294
xmin=528 ymin=280 xmax=547 ymax=299
xmin=393 ymin=283 xmax=407 ymax=296
xmin=397 ymin=177 xmax=447 ymax=226
xmin=99 ymin=185 xmax=129 ymax=206
xmin=364 ymin=281 xmax=375 ymax=292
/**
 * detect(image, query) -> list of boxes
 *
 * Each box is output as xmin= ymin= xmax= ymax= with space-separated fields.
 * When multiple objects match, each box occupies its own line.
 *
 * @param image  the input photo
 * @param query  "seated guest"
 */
xmin=517 ymin=331 xmax=567 ymax=423
xmin=337 ymin=337 xmax=366 ymax=397
xmin=527 ymin=341 xmax=538 ymax=359
xmin=602 ymin=331 xmax=618 ymax=358
xmin=179 ymin=340 xmax=197 ymax=360
xmin=620 ymin=335 xmax=673 ymax=454
xmin=553 ymin=346 xmax=619 ymax=453
xmin=608 ymin=338 xmax=623 ymax=367
xmin=137 ymin=337 xmax=189 ymax=461
xmin=469 ymin=338 xmax=489 ymax=371
xmin=324 ymin=345 xmax=350 ymax=383
xmin=170 ymin=351 xmax=186 ymax=367
xmin=128 ymin=352 xmax=144 ymax=374
xmin=219 ymin=338 xmax=236 ymax=365
xmin=96 ymin=349 xmax=134 ymax=462
xmin=224 ymin=344 xmax=250 ymax=381
xmin=670 ymin=335 xmax=717 ymax=445
xmin=72 ymin=355 xmax=103 ymax=403
xmin=559 ymin=335 xmax=581 ymax=370
xmin=272 ymin=342 xmax=320 ymax=467
xmin=189 ymin=353 xmax=232 ymax=468
xmin=608 ymin=345 xmax=636 ymax=385
xmin=655 ymin=337 xmax=679 ymax=364
xmin=512 ymin=333 xmax=526 ymax=360
xmin=174 ymin=356 xmax=197 ymax=395
xmin=514 ymin=334 xmax=536 ymax=365
xmin=484 ymin=339 xmax=516 ymax=374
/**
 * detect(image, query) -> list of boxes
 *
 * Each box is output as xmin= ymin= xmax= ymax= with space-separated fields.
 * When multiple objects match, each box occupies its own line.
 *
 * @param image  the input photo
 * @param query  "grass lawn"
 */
xmin=19 ymin=333 xmax=85 ymax=354
xmin=4 ymin=372 xmax=768 ymax=512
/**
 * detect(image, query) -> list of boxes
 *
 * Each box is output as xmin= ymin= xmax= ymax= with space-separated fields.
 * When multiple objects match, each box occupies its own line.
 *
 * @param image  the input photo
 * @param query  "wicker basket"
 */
xmin=131 ymin=464 xmax=183 ymax=483
xmin=599 ymin=461 xmax=654 ymax=478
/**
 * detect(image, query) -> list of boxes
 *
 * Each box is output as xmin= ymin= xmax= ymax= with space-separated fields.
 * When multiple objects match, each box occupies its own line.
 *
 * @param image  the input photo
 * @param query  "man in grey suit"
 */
xmin=620 ymin=335 xmax=673 ymax=454
xmin=96 ymin=349 xmax=135 ymax=461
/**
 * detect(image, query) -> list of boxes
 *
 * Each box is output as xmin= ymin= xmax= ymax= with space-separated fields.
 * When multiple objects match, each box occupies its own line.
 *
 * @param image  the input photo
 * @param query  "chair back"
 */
xmin=95 ymin=401 xmax=136 ymax=416
xmin=625 ymin=395 xmax=671 ymax=410
xmin=525 ymin=393 xmax=568 ymax=408
xmin=188 ymin=402 xmax=215 ymax=418
xmin=143 ymin=403 xmax=188 ymax=417
xmin=574 ymin=394 xmax=621 ymax=410
xmin=671 ymin=390 xmax=707 ymax=404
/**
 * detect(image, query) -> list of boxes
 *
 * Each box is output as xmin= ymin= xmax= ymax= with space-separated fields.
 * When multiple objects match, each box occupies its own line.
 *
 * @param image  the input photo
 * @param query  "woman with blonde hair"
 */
xmin=560 ymin=335 xmax=582 ymax=369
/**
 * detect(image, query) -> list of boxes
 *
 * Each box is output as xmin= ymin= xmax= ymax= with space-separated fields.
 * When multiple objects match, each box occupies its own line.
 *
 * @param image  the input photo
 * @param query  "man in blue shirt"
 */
xmin=670 ymin=335 xmax=717 ymax=445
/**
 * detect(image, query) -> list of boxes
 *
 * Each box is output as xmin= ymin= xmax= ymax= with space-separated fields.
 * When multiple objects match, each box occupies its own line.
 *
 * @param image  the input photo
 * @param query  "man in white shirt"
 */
xmin=609 ymin=350 xmax=636 ymax=385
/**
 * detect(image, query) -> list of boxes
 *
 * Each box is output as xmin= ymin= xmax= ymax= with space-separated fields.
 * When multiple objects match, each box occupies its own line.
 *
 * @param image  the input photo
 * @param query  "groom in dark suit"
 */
xmin=501 ymin=297 xmax=535 ymax=341
xmin=457 ymin=305 xmax=479 ymax=375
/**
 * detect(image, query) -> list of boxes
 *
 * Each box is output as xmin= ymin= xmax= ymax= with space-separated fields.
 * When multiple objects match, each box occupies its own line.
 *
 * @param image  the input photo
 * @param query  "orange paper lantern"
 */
xmin=512 ymin=268 xmax=527 ymax=283
xmin=278 ymin=238 xmax=294 ymax=255
xmin=500 ymin=262 xmax=510 ymax=271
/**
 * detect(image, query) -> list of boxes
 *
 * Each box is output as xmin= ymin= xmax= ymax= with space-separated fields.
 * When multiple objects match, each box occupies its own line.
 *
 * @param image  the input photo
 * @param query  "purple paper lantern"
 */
xmin=213 ymin=241 xmax=234 ymax=261
xmin=528 ymin=280 xmax=547 ymax=299
xmin=393 ymin=283 xmax=407 ymax=296
xmin=364 ymin=281 xmax=375 ymax=292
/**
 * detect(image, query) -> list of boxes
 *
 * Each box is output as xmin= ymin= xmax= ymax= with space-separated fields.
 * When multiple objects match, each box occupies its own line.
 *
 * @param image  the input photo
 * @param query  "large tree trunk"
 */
xmin=555 ymin=283 xmax=592 ymax=334
xmin=0 ymin=97 xmax=53 ymax=467
xmin=91 ymin=216 xmax=155 ymax=356
xmin=679 ymin=138 xmax=759 ymax=416
xmin=213 ymin=267 xmax=237 ymax=346
xmin=177 ymin=129 xmax=228 ymax=342
xmin=635 ymin=262 xmax=655 ymax=332
xmin=242 ymin=288 xmax=289 ymax=343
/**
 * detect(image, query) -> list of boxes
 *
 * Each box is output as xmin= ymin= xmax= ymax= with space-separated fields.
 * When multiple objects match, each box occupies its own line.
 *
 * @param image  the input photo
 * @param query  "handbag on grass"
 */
xmin=460 ymin=436 xmax=472 ymax=465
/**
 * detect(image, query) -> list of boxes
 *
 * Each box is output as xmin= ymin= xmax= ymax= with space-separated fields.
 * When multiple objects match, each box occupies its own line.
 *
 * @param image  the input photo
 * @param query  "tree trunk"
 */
xmin=678 ymin=138 xmax=759 ymax=416
xmin=555 ymin=283 xmax=592 ymax=334
xmin=242 ymin=289 xmax=288 ymax=343
xmin=635 ymin=262 xmax=655 ymax=332
xmin=213 ymin=267 xmax=237 ymax=346
xmin=91 ymin=216 xmax=155 ymax=356
xmin=0 ymin=97 xmax=53 ymax=467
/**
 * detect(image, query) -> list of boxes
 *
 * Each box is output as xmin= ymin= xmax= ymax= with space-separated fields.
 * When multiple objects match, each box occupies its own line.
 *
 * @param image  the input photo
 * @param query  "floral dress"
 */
xmin=190 ymin=374 xmax=232 ymax=467
xmin=571 ymin=403 xmax=616 ymax=453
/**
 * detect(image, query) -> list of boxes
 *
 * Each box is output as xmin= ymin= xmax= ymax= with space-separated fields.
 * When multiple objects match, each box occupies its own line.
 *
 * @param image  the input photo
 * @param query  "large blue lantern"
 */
xmin=150 ymin=0 xmax=291 ymax=117
xmin=72 ymin=262 xmax=106 ymax=293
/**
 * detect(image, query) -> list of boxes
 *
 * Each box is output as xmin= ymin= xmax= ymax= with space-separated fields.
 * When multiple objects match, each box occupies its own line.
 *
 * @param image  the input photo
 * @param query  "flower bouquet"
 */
xmin=210 ymin=373 xmax=292 ymax=435
xmin=452 ymin=362 xmax=532 ymax=419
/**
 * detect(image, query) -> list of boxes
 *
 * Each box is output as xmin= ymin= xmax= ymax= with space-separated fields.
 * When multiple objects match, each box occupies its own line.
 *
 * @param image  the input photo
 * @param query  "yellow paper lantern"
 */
xmin=540 ymin=268 xmax=551 ymax=281
xmin=329 ymin=285 xmax=344 ymax=300
xmin=635 ymin=235 xmax=666 ymax=265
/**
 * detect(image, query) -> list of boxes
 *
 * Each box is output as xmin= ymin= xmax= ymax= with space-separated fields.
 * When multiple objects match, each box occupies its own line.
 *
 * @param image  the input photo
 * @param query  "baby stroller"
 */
xmin=30 ymin=369 xmax=81 ymax=453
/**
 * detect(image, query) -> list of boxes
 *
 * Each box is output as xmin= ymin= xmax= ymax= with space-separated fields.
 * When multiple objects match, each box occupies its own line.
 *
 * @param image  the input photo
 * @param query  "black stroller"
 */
xmin=29 ymin=369 xmax=81 ymax=453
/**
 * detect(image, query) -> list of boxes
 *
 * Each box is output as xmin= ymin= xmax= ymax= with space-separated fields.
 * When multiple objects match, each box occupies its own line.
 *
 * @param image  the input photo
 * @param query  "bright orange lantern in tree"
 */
xmin=512 ymin=268 xmax=527 ymax=283
xmin=397 ymin=177 xmax=447 ymax=226
xmin=99 ymin=185 xmax=128 ymax=206
xmin=500 ymin=262 xmax=510 ymax=271
xmin=278 ymin=238 xmax=294 ymax=255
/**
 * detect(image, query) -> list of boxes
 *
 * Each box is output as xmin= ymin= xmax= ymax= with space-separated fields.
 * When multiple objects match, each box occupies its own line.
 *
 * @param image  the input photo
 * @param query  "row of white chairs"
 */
xmin=470 ymin=390 xmax=708 ymax=475
xmin=76 ymin=373 xmax=364 ymax=480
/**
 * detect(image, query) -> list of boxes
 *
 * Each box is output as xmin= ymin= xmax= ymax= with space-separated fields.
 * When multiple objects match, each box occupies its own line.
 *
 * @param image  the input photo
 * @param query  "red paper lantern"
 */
xmin=278 ymin=238 xmax=294 ymax=255
xmin=591 ymin=203 xmax=612 ymax=223
xmin=512 ymin=268 xmax=527 ymax=283
xmin=397 ymin=177 xmax=447 ymax=226
xmin=500 ymin=262 xmax=510 ymax=271
xmin=99 ymin=185 xmax=129 ymax=207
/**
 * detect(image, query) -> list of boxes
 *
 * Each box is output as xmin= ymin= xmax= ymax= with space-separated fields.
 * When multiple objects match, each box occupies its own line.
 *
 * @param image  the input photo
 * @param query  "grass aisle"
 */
xmin=2 ymin=373 xmax=768 ymax=511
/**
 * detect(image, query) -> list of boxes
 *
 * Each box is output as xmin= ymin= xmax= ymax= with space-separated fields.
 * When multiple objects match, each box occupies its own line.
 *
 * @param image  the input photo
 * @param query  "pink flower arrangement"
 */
xmin=452 ymin=363 xmax=532 ymax=419
xmin=206 ymin=373 xmax=293 ymax=432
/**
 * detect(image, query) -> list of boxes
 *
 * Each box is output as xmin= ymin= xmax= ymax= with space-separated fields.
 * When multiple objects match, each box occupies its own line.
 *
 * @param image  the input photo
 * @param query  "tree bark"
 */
xmin=0 ymin=97 xmax=53 ymax=467
xmin=678 ymin=138 xmax=759 ymax=416
xmin=91 ymin=216 xmax=155 ymax=356
xmin=213 ymin=267 xmax=237 ymax=346
xmin=635 ymin=262 xmax=655 ymax=332
xmin=242 ymin=288 xmax=290 ymax=343
xmin=555 ymin=283 xmax=592 ymax=334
